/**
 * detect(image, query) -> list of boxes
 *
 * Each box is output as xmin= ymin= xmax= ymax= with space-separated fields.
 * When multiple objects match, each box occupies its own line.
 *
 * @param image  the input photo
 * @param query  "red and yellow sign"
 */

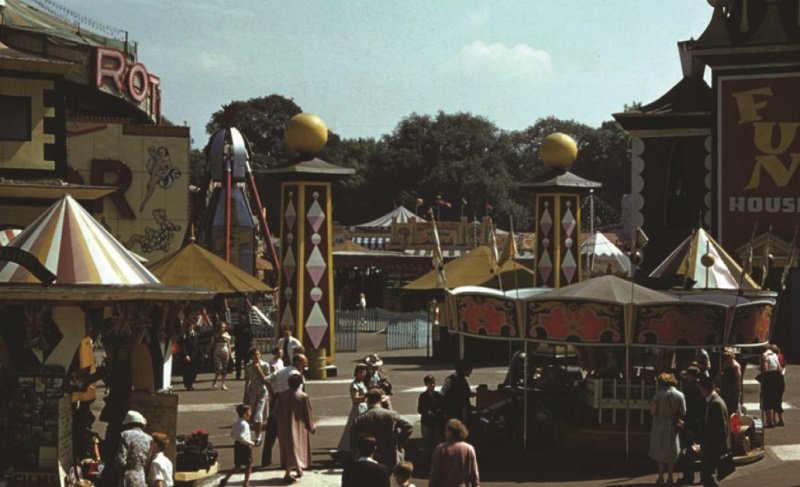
xmin=718 ymin=73 xmax=800 ymax=249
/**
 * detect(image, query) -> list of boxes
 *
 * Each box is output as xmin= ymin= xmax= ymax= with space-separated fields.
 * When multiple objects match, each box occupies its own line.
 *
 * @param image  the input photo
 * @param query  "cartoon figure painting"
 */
xmin=126 ymin=208 xmax=181 ymax=254
xmin=140 ymin=146 xmax=182 ymax=212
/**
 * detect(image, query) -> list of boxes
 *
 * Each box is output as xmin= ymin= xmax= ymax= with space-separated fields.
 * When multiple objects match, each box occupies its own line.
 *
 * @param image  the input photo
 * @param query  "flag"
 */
xmin=634 ymin=227 xmax=649 ymax=250
xmin=415 ymin=197 xmax=424 ymax=207
xmin=488 ymin=218 xmax=500 ymax=272
xmin=781 ymin=224 xmax=798 ymax=291
xmin=485 ymin=203 xmax=493 ymax=211
xmin=429 ymin=209 xmax=447 ymax=288
xmin=435 ymin=198 xmax=452 ymax=208
xmin=499 ymin=218 xmax=517 ymax=267
xmin=461 ymin=197 xmax=468 ymax=206
xmin=742 ymin=221 xmax=758 ymax=277
xmin=760 ymin=226 xmax=773 ymax=288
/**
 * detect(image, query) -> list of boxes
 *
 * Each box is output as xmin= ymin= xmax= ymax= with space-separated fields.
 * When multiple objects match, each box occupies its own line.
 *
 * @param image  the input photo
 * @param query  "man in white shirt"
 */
xmin=276 ymin=326 xmax=303 ymax=365
xmin=262 ymin=353 xmax=308 ymax=466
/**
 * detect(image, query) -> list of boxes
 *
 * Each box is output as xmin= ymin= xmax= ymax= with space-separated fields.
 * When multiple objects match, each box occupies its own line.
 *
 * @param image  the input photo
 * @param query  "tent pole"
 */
xmin=625 ymin=304 xmax=631 ymax=462
xmin=224 ymin=151 xmax=232 ymax=263
xmin=523 ymin=339 xmax=529 ymax=451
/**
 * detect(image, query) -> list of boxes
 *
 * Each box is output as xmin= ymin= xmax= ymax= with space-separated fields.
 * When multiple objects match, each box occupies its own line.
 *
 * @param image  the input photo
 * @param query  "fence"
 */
xmin=334 ymin=308 xmax=430 ymax=352
xmin=385 ymin=311 xmax=429 ymax=351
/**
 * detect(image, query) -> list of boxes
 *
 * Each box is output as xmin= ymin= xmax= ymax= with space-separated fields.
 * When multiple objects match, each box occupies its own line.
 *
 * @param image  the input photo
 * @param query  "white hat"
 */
xmin=123 ymin=410 xmax=147 ymax=426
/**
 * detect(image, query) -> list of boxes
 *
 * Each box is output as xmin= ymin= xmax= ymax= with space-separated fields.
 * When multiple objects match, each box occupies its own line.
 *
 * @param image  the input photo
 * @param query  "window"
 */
xmin=0 ymin=95 xmax=32 ymax=141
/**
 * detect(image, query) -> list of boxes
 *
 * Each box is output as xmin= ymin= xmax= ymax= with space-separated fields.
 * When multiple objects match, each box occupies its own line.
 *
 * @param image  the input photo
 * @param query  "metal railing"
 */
xmin=333 ymin=308 xmax=430 ymax=352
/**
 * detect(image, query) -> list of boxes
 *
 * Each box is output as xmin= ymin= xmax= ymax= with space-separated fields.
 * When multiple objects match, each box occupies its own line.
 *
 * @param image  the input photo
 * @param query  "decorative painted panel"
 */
xmin=453 ymin=294 xmax=520 ymax=338
xmin=302 ymin=183 xmax=333 ymax=355
xmin=728 ymin=302 xmax=772 ymax=347
xmin=525 ymin=300 xmax=624 ymax=345
xmin=633 ymin=303 xmax=727 ymax=348
xmin=535 ymin=194 xmax=556 ymax=287
xmin=559 ymin=194 xmax=580 ymax=286
xmin=278 ymin=183 xmax=300 ymax=343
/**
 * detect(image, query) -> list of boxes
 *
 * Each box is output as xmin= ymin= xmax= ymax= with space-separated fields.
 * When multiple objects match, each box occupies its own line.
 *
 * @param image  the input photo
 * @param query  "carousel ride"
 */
xmin=442 ymin=134 xmax=776 ymax=465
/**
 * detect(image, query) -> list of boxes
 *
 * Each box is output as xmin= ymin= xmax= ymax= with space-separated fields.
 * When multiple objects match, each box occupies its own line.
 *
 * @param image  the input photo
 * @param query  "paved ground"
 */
xmin=92 ymin=334 xmax=800 ymax=486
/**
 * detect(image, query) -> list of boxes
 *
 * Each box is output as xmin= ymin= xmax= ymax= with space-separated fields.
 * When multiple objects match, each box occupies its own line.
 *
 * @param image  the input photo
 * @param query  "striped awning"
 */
xmin=0 ymin=195 xmax=160 ymax=285
xmin=0 ymin=228 xmax=22 ymax=247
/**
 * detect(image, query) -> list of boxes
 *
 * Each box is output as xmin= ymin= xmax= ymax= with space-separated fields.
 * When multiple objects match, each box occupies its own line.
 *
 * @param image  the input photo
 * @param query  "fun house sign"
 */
xmin=718 ymin=73 xmax=800 ymax=249
xmin=95 ymin=47 xmax=161 ymax=123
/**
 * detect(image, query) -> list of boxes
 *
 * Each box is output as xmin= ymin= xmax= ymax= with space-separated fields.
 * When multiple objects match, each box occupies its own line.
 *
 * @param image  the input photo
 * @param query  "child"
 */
xmin=220 ymin=404 xmax=254 ymax=487
xmin=148 ymin=432 xmax=173 ymax=487
xmin=392 ymin=461 xmax=416 ymax=487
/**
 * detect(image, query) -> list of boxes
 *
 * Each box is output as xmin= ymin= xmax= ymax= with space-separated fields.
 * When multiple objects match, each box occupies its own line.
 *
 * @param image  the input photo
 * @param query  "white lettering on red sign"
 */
xmin=95 ymin=47 xmax=161 ymax=122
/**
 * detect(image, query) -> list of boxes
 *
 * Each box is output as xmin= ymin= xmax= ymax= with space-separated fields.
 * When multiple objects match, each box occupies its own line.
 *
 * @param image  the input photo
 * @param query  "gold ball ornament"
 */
xmin=701 ymin=253 xmax=715 ymax=268
xmin=285 ymin=113 xmax=328 ymax=155
xmin=540 ymin=132 xmax=578 ymax=169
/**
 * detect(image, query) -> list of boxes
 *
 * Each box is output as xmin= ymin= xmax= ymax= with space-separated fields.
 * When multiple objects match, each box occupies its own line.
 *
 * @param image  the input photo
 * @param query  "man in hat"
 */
xmin=115 ymin=410 xmax=152 ymax=487
xmin=441 ymin=360 xmax=474 ymax=422
xmin=365 ymin=354 xmax=392 ymax=408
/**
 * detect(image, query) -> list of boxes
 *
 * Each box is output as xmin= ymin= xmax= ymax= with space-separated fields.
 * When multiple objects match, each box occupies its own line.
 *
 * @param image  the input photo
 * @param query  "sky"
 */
xmin=63 ymin=1 xmax=713 ymax=146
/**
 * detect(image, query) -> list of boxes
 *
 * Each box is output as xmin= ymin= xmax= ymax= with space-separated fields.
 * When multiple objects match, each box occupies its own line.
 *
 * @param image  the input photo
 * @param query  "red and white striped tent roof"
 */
xmin=0 ymin=228 xmax=22 ymax=246
xmin=0 ymin=195 xmax=159 ymax=285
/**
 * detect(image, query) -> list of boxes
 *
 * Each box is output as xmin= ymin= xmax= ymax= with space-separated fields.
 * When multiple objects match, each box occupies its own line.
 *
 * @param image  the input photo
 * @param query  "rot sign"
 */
xmin=95 ymin=47 xmax=161 ymax=123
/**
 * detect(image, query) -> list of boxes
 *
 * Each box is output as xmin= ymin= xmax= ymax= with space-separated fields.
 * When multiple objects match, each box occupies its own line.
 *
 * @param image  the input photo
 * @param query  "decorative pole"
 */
xmin=518 ymin=133 xmax=601 ymax=287
xmin=264 ymin=114 xmax=354 ymax=365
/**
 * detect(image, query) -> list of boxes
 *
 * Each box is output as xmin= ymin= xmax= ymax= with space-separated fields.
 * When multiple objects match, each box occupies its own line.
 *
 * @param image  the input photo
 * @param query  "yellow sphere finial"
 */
xmin=540 ymin=132 xmax=578 ymax=169
xmin=285 ymin=113 xmax=328 ymax=155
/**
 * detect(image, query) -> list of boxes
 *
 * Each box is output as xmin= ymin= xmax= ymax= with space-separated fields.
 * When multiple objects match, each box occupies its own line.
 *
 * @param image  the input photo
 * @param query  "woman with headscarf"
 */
xmin=648 ymin=372 xmax=686 ymax=485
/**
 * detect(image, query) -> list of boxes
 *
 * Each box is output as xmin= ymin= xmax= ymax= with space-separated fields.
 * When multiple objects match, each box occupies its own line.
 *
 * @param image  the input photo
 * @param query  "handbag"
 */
xmin=717 ymin=452 xmax=735 ymax=480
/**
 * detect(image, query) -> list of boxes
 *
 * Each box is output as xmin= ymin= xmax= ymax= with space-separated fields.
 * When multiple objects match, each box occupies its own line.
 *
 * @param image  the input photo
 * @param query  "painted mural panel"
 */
xmin=559 ymin=194 xmax=580 ymax=286
xmin=728 ymin=301 xmax=772 ymax=347
xmin=66 ymin=121 xmax=188 ymax=260
xmin=526 ymin=300 xmax=624 ymax=345
xmin=718 ymin=73 xmax=800 ymax=251
xmin=452 ymin=294 xmax=520 ymax=338
xmin=633 ymin=303 xmax=726 ymax=348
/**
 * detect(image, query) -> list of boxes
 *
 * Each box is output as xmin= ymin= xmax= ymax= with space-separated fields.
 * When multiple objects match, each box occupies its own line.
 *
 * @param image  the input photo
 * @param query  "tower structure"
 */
xmin=265 ymin=114 xmax=354 ymax=361
xmin=519 ymin=133 xmax=601 ymax=288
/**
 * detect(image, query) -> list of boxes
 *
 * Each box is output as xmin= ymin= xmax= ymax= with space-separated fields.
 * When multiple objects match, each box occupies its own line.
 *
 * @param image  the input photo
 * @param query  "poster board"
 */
xmin=129 ymin=390 xmax=179 ymax=465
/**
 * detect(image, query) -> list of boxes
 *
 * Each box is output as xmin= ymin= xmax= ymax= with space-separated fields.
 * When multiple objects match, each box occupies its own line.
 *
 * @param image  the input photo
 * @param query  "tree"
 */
xmin=205 ymin=95 xmax=303 ymax=169
xmin=358 ymin=111 xmax=523 ymax=227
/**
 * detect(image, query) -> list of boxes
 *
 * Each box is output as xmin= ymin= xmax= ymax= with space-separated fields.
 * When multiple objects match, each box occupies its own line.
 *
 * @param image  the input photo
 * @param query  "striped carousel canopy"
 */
xmin=0 ymin=195 xmax=160 ymax=285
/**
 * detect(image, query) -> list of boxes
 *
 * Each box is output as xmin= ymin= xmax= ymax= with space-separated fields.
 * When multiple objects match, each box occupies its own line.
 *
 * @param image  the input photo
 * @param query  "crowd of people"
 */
xmin=116 ymin=312 xmax=789 ymax=487
xmin=646 ymin=345 xmax=788 ymax=486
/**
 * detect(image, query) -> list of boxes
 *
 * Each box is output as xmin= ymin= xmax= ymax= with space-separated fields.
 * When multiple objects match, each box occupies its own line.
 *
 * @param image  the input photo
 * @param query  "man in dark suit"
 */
xmin=417 ymin=374 xmax=445 ymax=459
xmin=179 ymin=320 xmax=200 ymax=390
xmin=351 ymin=388 xmax=414 ymax=472
xmin=697 ymin=374 xmax=730 ymax=487
xmin=341 ymin=435 xmax=389 ymax=487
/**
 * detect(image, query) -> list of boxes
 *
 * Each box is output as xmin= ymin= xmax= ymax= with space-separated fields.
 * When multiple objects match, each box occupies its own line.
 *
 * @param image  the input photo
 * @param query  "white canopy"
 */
xmin=354 ymin=205 xmax=425 ymax=228
xmin=580 ymin=231 xmax=631 ymax=276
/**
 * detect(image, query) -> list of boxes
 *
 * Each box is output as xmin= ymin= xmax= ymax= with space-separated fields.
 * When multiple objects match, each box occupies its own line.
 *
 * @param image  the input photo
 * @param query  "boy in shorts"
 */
xmin=220 ymin=404 xmax=254 ymax=487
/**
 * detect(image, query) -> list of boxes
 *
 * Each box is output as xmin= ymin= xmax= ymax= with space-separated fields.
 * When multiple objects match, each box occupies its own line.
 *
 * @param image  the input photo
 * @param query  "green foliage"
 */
xmin=205 ymin=95 xmax=303 ymax=169
xmin=201 ymin=95 xmax=631 ymax=230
